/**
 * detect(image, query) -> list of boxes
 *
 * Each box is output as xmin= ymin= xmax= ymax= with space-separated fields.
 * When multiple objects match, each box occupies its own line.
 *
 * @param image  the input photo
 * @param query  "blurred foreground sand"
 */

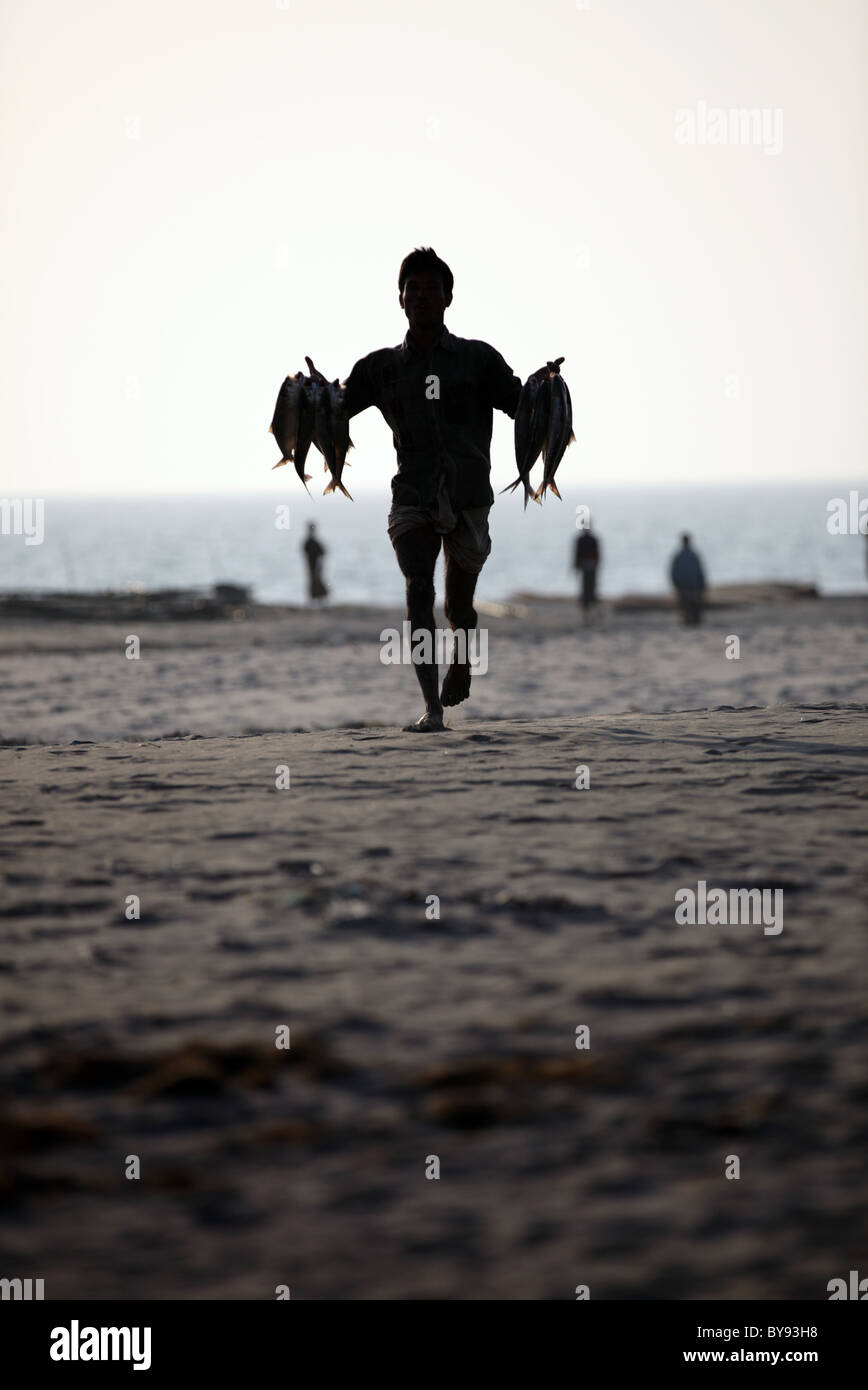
xmin=1 ymin=701 xmax=866 ymax=1298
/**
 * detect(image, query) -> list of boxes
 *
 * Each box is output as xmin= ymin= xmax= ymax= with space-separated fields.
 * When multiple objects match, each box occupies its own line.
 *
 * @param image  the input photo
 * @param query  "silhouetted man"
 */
xmin=313 ymin=247 xmax=547 ymax=731
xmin=302 ymin=522 xmax=327 ymax=602
xmin=670 ymin=532 xmax=706 ymax=625
xmin=573 ymin=525 xmax=601 ymax=620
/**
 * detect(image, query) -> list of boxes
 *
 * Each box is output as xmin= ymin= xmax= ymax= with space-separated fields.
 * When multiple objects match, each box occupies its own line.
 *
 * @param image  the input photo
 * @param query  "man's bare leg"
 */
xmin=442 ymin=553 xmax=479 ymax=707
xmin=392 ymin=526 xmax=447 ymax=731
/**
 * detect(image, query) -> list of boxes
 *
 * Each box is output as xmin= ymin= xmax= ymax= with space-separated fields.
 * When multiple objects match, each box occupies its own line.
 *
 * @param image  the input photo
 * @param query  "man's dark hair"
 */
xmin=398 ymin=247 xmax=454 ymax=297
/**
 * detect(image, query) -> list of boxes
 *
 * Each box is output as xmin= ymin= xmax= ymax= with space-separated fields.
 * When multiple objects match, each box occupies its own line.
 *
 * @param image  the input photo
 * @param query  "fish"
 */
xmin=535 ymin=367 xmax=574 ymax=502
xmin=293 ymin=377 xmax=321 ymax=486
xmin=528 ymin=372 xmax=552 ymax=483
xmin=316 ymin=380 xmax=353 ymax=499
xmin=501 ymin=358 xmax=565 ymax=508
xmin=269 ymin=358 xmax=353 ymax=496
xmin=269 ymin=372 xmax=305 ymax=477
xmin=502 ymin=373 xmax=544 ymax=508
xmin=326 ymin=381 xmax=353 ymax=497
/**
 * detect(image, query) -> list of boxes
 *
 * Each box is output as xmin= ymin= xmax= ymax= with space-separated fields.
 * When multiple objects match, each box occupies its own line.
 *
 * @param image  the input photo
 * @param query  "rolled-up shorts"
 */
xmin=388 ymin=476 xmax=492 ymax=576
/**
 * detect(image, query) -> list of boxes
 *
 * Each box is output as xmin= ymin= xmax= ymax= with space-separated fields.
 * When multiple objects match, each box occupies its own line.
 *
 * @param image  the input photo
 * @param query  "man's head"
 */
xmin=398 ymin=247 xmax=453 ymax=329
xmin=681 ymin=533 xmax=692 ymax=547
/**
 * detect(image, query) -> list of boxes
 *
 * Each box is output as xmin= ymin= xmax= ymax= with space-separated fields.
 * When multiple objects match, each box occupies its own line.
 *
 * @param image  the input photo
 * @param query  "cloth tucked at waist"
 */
xmin=387 ymin=474 xmax=491 ymax=575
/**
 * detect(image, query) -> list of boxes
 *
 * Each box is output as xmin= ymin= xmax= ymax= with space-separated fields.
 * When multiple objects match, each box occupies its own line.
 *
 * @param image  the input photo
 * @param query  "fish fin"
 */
xmin=347 ymin=438 xmax=354 ymax=450
xmin=568 ymin=430 xmax=576 ymax=444
xmin=268 ymin=426 xmax=274 ymax=434
xmin=325 ymin=479 xmax=353 ymax=500
xmin=272 ymin=460 xmax=288 ymax=470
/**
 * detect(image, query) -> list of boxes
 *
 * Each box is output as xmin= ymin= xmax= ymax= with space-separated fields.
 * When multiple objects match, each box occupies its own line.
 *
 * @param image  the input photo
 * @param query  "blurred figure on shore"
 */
xmin=670 ymin=533 xmax=706 ymax=625
xmin=573 ymin=524 xmax=601 ymax=622
xmin=302 ymin=522 xmax=328 ymax=603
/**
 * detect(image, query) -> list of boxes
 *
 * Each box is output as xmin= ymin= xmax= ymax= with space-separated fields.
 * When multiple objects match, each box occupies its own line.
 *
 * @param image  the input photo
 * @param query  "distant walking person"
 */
xmin=573 ymin=525 xmax=601 ymax=620
xmin=303 ymin=522 xmax=328 ymax=602
xmin=670 ymin=533 xmax=706 ymax=625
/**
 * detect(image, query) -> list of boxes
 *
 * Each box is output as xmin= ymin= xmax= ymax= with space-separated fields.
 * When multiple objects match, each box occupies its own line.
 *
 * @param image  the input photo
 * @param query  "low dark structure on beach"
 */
xmin=0 ymin=583 xmax=253 ymax=622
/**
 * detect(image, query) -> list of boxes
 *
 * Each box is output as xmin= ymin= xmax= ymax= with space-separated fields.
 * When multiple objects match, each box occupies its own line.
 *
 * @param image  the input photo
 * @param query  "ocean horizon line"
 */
xmin=5 ymin=479 xmax=865 ymax=500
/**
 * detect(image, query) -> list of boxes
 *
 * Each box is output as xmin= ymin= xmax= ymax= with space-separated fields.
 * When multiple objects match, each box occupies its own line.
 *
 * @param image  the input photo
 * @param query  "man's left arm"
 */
xmin=484 ymin=345 xmax=523 ymax=419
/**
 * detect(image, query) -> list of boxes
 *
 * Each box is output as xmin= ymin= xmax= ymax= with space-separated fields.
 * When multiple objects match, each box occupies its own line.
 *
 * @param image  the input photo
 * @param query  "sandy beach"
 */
xmin=0 ymin=588 xmax=864 ymax=745
xmin=0 ymin=589 xmax=866 ymax=1299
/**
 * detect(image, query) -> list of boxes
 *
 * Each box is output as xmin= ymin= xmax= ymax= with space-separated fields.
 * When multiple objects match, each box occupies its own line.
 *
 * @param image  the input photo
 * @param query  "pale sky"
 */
xmin=1 ymin=0 xmax=865 ymax=494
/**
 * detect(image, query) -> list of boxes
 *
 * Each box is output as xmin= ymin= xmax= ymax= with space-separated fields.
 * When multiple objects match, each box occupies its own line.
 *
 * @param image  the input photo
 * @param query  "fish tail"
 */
xmin=548 ymin=479 xmax=562 ymax=500
xmin=338 ymin=481 xmax=353 ymax=500
xmin=500 ymin=477 xmax=522 ymax=494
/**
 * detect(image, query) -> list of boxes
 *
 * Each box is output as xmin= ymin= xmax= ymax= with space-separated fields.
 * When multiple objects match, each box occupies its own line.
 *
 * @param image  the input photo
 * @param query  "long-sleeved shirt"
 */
xmin=342 ymin=325 xmax=522 ymax=511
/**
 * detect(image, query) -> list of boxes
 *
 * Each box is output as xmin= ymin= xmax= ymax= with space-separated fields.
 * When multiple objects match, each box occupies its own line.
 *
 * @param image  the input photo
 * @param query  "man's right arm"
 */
xmin=343 ymin=354 xmax=379 ymax=420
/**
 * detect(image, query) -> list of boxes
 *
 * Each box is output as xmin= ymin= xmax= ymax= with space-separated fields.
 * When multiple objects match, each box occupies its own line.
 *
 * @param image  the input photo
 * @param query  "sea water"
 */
xmin=0 ymin=484 xmax=865 ymax=606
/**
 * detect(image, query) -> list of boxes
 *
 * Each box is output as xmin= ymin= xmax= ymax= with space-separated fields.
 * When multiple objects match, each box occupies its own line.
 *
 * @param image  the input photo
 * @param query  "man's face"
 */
xmin=400 ymin=272 xmax=452 ymax=328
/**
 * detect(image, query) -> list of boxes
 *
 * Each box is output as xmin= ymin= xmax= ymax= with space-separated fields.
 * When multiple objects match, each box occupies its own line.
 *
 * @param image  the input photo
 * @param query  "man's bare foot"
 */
xmin=402 ymin=710 xmax=448 ymax=732
xmin=441 ymin=662 xmax=471 ymax=707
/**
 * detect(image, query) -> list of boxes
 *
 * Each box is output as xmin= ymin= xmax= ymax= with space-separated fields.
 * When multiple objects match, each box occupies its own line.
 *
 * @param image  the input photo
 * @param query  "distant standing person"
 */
xmin=303 ymin=522 xmax=328 ymax=602
xmin=573 ymin=524 xmax=601 ymax=620
xmin=670 ymin=533 xmax=706 ymax=625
